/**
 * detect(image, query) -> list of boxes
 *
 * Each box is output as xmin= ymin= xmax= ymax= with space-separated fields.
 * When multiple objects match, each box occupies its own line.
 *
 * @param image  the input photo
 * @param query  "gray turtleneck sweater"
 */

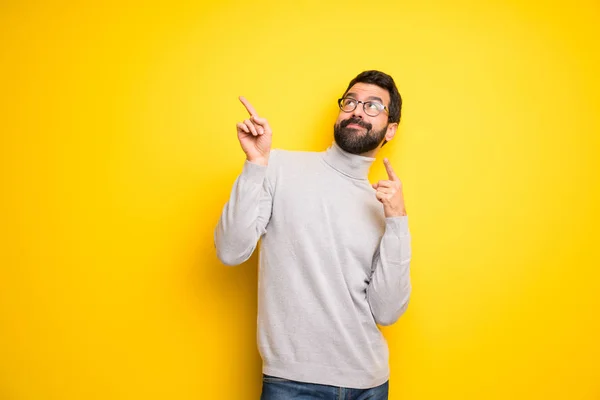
xmin=214 ymin=142 xmax=412 ymax=389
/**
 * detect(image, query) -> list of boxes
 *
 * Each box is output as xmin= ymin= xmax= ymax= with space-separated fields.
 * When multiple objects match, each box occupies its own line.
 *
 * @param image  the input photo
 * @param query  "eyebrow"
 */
xmin=345 ymin=92 xmax=384 ymax=103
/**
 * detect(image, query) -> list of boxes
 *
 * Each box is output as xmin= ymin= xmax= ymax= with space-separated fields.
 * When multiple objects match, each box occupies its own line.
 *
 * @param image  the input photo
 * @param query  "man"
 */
xmin=214 ymin=70 xmax=411 ymax=400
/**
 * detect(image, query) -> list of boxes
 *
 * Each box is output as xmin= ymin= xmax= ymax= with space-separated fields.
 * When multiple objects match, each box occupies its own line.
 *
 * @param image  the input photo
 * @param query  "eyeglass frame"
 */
xmin=337 ymin=97 xmax=389 ymax=117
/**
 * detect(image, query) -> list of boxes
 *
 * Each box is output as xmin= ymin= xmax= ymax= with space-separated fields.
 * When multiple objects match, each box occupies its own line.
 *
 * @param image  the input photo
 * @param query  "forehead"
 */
xmin=345 ymin=83 xmax=390 ymax=104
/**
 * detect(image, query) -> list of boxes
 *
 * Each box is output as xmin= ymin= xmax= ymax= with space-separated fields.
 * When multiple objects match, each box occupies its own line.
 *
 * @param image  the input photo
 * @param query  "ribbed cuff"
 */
xmin=385 ymin=215 xmax=409 ymax=236
xmin=241 ymin=160 xmax=268 ymax=185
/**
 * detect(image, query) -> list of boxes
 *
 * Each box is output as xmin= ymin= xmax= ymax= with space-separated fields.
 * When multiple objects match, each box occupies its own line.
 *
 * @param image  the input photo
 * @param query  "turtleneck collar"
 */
xmin=322 ymin=141 xmax=375 ymax=180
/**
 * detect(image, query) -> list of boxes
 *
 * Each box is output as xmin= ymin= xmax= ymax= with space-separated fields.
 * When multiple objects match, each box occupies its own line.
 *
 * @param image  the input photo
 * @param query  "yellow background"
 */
xmin=1 ymin=1 xmax=599 ymax=399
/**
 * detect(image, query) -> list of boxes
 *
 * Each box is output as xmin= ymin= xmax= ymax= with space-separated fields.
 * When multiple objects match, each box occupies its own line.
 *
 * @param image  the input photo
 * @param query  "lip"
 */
xmin=346 ymin=123 xmax=365 ymax=129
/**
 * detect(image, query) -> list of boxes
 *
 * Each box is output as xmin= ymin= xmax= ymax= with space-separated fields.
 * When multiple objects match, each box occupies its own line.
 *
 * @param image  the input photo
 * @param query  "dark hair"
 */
xmin=343 ymin=70 xmax=402 ymax=124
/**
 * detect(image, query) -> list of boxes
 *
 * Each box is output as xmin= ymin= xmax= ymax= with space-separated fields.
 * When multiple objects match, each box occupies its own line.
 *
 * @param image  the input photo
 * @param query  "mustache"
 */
xmin=340 ymin=117 xmax=372 ymax=131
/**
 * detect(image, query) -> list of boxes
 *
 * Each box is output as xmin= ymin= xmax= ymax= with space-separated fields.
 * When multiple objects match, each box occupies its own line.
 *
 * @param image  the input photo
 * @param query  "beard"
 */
xmin=333 ymin=117 xmax=388 ymax=155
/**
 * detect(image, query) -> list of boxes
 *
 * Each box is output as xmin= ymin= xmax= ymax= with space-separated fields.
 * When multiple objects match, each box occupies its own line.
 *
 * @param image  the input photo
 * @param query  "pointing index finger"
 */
xmin=239 ymin=96 xmax=258 ymax=117
xmin=383 ymin=158 xmax=399 ymax=181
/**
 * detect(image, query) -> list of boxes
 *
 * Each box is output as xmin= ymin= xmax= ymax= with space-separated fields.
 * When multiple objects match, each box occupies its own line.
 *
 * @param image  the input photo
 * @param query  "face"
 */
xmin=334 ymin=83 xmax=397 ymax=155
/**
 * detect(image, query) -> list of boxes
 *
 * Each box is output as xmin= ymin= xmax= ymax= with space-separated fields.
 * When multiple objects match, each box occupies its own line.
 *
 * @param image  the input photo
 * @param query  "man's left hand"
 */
xmin=372 ymin=158 xmax=407 ymax=217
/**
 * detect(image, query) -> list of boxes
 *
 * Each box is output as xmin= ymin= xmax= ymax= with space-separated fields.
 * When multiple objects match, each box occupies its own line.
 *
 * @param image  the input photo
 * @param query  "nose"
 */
xmin=351 ymin=103 xmax=365 ymax=119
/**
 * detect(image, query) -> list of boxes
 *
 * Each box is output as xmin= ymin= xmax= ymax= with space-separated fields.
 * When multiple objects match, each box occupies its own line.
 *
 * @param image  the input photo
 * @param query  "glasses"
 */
xmin=337 ymin=97 xmax=389 ymax=117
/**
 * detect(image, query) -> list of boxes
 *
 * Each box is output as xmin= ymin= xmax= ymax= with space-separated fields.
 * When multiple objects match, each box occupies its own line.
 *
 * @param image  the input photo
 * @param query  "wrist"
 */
xmin=247 ymin=156 xmax=268 ymax=166
xmin=384 ymin=206 xmax=407 ymax=218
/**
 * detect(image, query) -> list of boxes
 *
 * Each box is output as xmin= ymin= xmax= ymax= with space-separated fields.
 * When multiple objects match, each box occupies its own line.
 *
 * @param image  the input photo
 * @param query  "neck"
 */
xmin=322 ymin=142 xmax=375 ymax=180
xmin=359 ymin=147 xmax=379 ymax=158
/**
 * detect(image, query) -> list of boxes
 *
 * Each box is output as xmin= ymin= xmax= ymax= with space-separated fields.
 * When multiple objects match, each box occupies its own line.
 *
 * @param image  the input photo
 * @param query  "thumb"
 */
xmin=371 ymin=182 xmax=378 ymax=190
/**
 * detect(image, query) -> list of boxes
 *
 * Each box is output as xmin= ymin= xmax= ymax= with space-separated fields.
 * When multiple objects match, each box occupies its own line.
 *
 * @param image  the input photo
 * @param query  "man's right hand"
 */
xmin=236 ymin=96 xmax=272 ymax=166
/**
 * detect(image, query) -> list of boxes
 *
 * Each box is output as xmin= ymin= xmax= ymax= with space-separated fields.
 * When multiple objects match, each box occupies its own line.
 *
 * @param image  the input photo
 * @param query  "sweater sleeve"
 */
xmin=214 ymin=158 xmax=275 ymax=266
xmin=366 ymin=216 xmax=412 ymax=326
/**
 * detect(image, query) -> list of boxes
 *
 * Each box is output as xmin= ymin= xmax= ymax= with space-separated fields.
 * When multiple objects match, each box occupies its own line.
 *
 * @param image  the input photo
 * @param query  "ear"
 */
xmin=384 ymin=122 xmax=398 ymax=143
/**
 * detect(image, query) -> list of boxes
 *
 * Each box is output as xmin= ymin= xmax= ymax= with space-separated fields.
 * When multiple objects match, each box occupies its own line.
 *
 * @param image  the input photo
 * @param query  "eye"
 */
xmin=343 ymin=98 xmax=357 ymax=107
xmin=365 ymin=102 xmax=382 ymax=111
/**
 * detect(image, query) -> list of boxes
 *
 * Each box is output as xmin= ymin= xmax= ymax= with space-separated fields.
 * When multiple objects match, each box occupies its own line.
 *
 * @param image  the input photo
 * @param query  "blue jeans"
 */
xmin=260 ymin=374 xmax=389 ymax=400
